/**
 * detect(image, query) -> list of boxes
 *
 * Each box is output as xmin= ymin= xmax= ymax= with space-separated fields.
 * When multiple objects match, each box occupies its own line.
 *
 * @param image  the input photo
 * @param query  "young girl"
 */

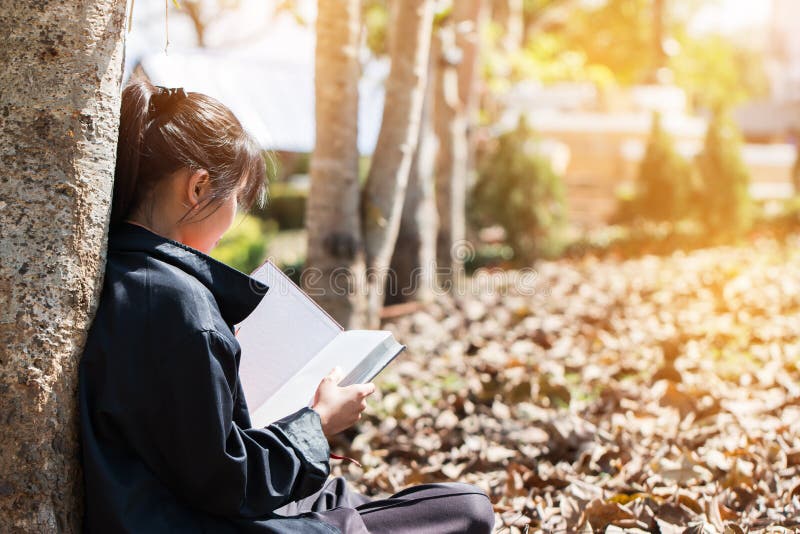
xmin=79 ymin=80 xmax=494 ymax=533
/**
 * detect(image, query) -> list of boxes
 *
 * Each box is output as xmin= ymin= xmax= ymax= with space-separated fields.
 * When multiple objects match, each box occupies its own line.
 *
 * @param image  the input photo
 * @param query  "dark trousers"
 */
xmin=274 ymin=477 xmax=495 ymax=533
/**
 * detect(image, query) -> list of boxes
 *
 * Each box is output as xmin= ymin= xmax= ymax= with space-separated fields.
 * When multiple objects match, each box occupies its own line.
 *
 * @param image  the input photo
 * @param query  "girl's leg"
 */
xmin=355 ymin=482 xmax=494 ymax=534
xmin=276 ymin=478 xmax=494 ymax=534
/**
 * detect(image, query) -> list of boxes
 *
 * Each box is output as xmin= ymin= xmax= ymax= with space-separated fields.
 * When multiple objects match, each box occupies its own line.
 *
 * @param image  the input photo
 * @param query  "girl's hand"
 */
xmin=311 ymin=367 xmax=376 ymax=438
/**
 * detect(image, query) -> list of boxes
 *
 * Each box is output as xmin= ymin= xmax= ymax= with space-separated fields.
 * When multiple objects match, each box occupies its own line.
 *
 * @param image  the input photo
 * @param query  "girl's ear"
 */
xmin=186 ymin=169 xmax=210 ymax=209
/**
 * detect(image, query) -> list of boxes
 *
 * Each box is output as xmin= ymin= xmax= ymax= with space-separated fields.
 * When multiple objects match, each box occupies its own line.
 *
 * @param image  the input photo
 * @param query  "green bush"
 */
xmin=470 ymin=117 xmax=567 ymax=265
xmin=211 ymin=215 xmax=277 ymax=274
xmin=626 ymin=112 xmax=694 ymax=223
xmin=695 ymin=108 xmax=752 ymax=240
xmin=253 ymin=182 xmax=307 ymax=229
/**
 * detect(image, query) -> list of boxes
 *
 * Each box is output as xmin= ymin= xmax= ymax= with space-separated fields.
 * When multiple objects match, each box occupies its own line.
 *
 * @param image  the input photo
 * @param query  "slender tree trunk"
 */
xmin=387 ymin=50 xmax=438 ymax=306
xmin=434 ymin=0 xmax=483 ymax=288
xmin=305 ymin=0 xmax=367 ymax=328
xmin=499 ymin=0 xmax=523 ymax=52
xmin=433 ymin=24 xmax=468 ymax=285
xmin=0 ymin=1 xmax=127 ymax=531
xmin=361 ymin=0 xmax=433 ymax=327
xmin=455 ymin=0 xmax=485 ymax=199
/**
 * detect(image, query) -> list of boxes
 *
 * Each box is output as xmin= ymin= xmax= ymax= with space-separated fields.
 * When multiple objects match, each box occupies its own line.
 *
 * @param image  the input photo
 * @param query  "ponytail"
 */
xmin=112 ymin=82 xmax=156 ymax=225
xmin=110 ymin=80 xmax=267 ymax=226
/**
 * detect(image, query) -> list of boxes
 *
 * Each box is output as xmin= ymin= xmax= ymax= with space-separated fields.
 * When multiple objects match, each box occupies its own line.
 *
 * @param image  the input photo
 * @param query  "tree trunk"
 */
xmin=361 ymin=0 xmax=433 ymax=327
xmin=0 ymin=1 xmax=127 ymax=531
xmin=387 ymin=50 xmax=438 ymax=306
xmin=305 ymin=0 xmax=367 ymax=328
xmin=433 ymin=24 xmax=469 ymax=286
xmin=433 ymin=1 xmax=483 ymax=288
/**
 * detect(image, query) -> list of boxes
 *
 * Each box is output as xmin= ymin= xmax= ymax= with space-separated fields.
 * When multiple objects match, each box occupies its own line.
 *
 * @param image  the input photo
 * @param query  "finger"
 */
xmin=325 ymin=366 xmax=344 ymax=383
xmin=356 ymin=382 xmax=376 ymax=397
xmin=330 ymin=366 xmax=345 ymax=383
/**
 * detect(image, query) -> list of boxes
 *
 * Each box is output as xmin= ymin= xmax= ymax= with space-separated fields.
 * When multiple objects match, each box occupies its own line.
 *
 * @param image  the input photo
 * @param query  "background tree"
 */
xmin=307 ymin=0 xmax=433 ymax=328
xmin=434 ymin=0 xmax=485 ymax=285
xmin=470 ymin=117 xmax=567 ymax=264
xmin=305 ymin=0 xmax=367 ymax=327
xmin=0 ymin=0 xmax=127 ymax=530
xmin=696 ymin=107 xmax=753 ymax=240
xmin=387 ymin=50 xmax=438 ymax=306
xmin=630 ymin=112 xmax=694 ymax=223
xmin=362 ymin=0 xmax=434 ymax=321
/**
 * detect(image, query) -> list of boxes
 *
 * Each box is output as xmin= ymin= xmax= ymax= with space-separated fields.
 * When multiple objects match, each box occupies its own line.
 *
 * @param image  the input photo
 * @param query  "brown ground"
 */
xmin=330 ymin=237 xmax=800 ymax=533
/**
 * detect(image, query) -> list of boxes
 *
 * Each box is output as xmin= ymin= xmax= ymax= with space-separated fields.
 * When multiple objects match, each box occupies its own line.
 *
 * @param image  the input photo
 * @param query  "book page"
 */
xmin=236 ymin=260 xmax=342 ymax=415
xmin=249 ymin=330 xmax=403 ymax=426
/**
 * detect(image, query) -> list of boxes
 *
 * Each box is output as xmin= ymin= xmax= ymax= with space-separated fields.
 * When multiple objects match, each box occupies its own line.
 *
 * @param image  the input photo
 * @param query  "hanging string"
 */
xmin=164 ymin=0 xmax=170 ymax=54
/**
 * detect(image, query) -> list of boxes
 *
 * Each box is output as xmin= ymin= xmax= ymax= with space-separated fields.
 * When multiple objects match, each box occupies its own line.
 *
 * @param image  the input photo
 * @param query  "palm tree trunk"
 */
xmin=305 ymin=0 xmax=367 ymax=328
xmin=361 ymin=0 xmax=434 ymax=327
xmin=0 ymin=1 xmax=127 ymax=530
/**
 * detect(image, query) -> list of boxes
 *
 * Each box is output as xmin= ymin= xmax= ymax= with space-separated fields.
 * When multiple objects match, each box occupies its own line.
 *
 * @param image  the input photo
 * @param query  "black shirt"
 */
xmin=79 ymin=222 xmax=336 ymax=533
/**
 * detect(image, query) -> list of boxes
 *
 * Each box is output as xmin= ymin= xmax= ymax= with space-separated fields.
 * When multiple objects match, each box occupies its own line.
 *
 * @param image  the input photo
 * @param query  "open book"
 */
xmin=236 ymin=260 xmax=406 ymax=427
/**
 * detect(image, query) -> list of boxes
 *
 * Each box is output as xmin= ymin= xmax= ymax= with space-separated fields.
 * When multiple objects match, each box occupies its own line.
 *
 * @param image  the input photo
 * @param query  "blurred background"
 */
xmin=125 ymin=0 xmax=800 ymax=278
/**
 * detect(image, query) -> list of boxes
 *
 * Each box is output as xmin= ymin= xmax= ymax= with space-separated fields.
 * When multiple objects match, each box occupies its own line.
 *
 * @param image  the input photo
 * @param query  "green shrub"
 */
xmin=254 ymin=182 xmax=307 ymax=229
xmin=470 ymin=117 xmax=567 ymax=265
xmin=626 ymin=112 xmax=694 ymax=223
xmin=695 ymin=108 xmax=752 ymax=240
xmin=211 ymin=215 xmax=277 ymax=274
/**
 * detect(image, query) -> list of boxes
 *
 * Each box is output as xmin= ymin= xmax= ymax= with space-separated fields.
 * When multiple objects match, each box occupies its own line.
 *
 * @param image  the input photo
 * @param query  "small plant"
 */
xmin=471 ymin=116 xmax=567 ymax=265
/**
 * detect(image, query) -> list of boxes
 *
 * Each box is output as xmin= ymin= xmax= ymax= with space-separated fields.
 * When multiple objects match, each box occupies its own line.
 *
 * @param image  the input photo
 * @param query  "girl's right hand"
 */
xmin=311 ymin=367 xmax=376 ymax=438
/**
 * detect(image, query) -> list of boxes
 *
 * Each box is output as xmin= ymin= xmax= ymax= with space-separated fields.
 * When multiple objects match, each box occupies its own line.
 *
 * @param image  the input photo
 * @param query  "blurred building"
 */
xmin=501 ymin=82 xmax=796 ymax=229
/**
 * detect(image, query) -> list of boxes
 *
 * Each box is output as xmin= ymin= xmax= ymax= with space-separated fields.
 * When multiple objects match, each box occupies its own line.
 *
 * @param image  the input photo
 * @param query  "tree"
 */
xmin=471 ymin=117 xmax=567 ymax=264
xmin=695 ymin=108 xmax=752 ymax=240
xmin=307 ymin=0 xmax=433 ymax=328
xmin=362 ymin=0 xmax=434 ymax=326
xmin=0 ymin=1 xmax=127 ymax=531
xmin=387 ymin=49 xmax=438 ymax=305
xmin=434 ymin=0 xmax=484 ymax=286
xmin=305 ymin=0 xmax=367 ymax=327
xmin=631 ymin=112 xmax=693 ymax=223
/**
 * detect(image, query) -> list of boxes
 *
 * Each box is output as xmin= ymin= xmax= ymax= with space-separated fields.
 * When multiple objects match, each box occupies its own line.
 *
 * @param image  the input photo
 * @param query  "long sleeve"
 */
xmin=133 ymin=328 xmax=330 ymax=519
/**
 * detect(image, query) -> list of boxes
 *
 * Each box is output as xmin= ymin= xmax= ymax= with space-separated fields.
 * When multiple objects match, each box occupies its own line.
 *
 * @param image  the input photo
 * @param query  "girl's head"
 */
xmin=113 ymin=79 xmax=266 ymax=253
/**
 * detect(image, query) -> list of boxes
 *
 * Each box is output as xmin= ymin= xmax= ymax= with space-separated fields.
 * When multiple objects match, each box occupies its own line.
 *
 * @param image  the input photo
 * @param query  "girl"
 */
xmin=79 ymin=80 xmax=494 ymax=533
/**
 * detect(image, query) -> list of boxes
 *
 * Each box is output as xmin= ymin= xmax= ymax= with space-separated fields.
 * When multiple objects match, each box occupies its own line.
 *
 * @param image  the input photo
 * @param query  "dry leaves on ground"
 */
xmin=329 ymin=237 xmax=800 ymax=533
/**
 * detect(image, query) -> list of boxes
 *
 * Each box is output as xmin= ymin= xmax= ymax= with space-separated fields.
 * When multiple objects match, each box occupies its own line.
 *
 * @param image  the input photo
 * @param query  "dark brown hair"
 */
xmin=111 ymin=79 xmax=267 ymax=225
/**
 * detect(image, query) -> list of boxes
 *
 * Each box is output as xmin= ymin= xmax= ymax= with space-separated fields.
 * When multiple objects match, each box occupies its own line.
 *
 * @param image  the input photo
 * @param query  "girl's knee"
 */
xmin=444 ymin=483 xmax=495 ymax=533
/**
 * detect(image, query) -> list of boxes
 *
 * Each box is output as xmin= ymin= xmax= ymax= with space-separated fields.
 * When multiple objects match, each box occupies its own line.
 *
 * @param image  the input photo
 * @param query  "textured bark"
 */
xmin=305 ymin=0 xmax=367 ymax=328
xmin=0 ymin=1 xmax=127 ymax=532
xmin=387 ymin=51 xmax=438 ymax=306
xmin=361 ymin=0 xmax=433 ymax=328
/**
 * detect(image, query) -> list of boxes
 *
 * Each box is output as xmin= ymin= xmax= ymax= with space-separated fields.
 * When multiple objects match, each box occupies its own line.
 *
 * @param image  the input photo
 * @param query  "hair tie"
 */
xmin=149 ymin=86 xmax=187 ymax=118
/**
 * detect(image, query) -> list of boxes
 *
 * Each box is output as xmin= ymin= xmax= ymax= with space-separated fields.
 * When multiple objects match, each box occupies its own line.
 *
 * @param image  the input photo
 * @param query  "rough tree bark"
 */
xmin=361 ymin=0 xmax=434 ymax=327
xmin=0 ymin=1 xmax=127 ymax=531
xmin=305 ymin=0 xmax=367 ymax=328
xmin=387 ymin=48 xmax=438 ymax=306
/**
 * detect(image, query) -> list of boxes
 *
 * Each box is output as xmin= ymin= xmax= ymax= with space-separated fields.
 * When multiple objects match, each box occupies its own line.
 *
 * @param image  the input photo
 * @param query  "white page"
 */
xmin=236 ymin=261 xmax=342 ymax=414
xmin=249 ymin=330 xmax=395 ymax=427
